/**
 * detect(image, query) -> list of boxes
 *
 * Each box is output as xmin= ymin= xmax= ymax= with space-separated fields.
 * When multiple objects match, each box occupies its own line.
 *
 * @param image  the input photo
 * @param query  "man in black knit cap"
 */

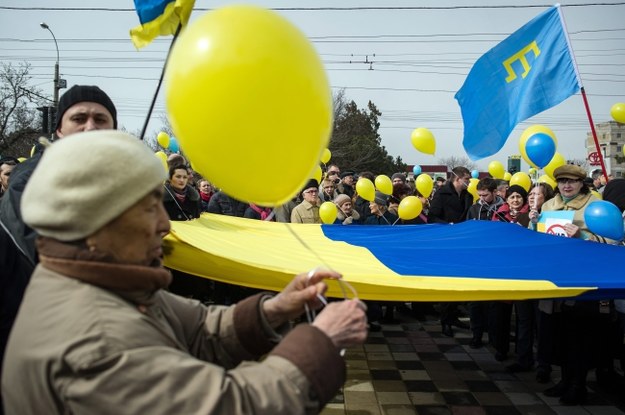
xmin=0 ymin=85 xmax=117 ymax=412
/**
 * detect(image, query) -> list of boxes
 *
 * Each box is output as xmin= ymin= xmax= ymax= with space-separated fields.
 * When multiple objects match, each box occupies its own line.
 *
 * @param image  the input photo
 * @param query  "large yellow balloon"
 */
xmin=415 ymin=173 xmax=433 ymax=198
xmin=611 ymin=103 xmax=625 ymax=124
xmin=165 ymin=6 xmax=332 ymax=206
xmin=519 ymin=125 xmax=557 ymax=169
xmin=356 ymin=178 xmax=375 ymax=202
xmin=319 ymin=201 xmax=338 ymax=224
xmin=410 ymin=128 xmax=436 ymax=155
xmin=375 ymin=175 xmax=393 ymax=195
xmin=467 ymin=178 xmax=479 ymax=202
xmin=488 ymin=161 xmax=505 ymax=179
xmin=510 ymin=172 xmax=531 ymax=191
xmin=538 ymin=174 xmax=557 ymax=190
xmin=398 ymin=196 xmax=423 ymax=220
xmin=157 ymin=131 xmax=170 ymax=149
xmin=544 ymin=152 xmax=566 ymax=179
xmin=320 ymin=148 xmax=331 ymax=164
xmin=503 ymin=172 xmax=512 ymax=182
xmin=312 ymin=165 xmax=322 ymax=183
xmin=155 ymin=151 xmax=168 ymax=174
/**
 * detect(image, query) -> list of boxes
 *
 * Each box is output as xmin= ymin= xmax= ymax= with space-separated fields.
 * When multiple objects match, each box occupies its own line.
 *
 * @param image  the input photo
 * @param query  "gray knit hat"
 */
xmin=22 ymin=130 xmax=166 ymax=241
xmin=374 ymin=191 xmax=389 ymax=207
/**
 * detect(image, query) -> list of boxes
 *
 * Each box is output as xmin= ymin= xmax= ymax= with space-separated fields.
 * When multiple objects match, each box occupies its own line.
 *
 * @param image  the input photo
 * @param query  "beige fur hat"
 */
xmin=22 ymin=130 xmax=166 ymax=241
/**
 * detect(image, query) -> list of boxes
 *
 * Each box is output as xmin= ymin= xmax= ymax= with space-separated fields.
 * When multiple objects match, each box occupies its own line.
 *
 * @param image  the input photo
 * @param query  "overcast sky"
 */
xmin=1 ymin=0 xmax=624 ymax=170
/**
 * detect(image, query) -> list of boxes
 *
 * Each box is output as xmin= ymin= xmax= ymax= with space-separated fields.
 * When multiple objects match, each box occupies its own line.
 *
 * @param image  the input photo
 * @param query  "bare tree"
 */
xmin=0 ymin=62 xmax=45 ymax=156
xmin=438 ymin=155 xmax=478 ymax=171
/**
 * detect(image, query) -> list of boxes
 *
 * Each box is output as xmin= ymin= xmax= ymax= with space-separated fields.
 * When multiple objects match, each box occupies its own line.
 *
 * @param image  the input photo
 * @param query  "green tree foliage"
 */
xmin=329 ymin=90 xmax=406 ymax=175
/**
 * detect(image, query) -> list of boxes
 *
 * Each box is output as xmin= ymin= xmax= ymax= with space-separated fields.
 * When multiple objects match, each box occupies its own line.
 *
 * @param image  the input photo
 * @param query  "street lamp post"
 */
xmin=39 ymin=22 xmax=60 ymax=112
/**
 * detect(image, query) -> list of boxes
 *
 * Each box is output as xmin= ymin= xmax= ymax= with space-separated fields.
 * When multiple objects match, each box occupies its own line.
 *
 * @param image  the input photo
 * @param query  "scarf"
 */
xmin=200 ymin=191 xmax=212 ymax=203
xmin=173 ymin=187 xmax=187 ymax=204
xmin=36 ymin=237 xmax=172 ymax=305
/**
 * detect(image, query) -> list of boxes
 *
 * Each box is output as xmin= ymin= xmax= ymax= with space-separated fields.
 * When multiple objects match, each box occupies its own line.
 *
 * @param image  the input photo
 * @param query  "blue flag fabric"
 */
xmin=130 ymin=0 xmax=195 ymax=49
xmin=455 ymin=5 xmax=581 ymax=160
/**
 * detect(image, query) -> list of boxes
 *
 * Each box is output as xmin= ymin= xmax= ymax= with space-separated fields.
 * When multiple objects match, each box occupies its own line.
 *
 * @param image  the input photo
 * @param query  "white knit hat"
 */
xmin=22 ymin=130 xmax=166 ymax=241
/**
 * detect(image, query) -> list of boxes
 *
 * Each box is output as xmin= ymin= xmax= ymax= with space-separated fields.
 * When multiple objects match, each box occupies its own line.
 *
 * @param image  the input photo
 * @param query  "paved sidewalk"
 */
xmin=321 ymin=313 xmax=625 ymax=415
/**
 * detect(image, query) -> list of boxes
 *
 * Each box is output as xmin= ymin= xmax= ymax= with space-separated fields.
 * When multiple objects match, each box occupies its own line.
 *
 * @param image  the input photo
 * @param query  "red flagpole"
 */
xmin=580 ymin=87 xmax=609 ymax=182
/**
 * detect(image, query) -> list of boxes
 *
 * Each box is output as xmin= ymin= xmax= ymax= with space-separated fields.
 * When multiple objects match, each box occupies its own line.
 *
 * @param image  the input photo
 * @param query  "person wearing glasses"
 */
xmin=290 ymin=179 xmax=322 ymax=224
xmin=538 ymin=164 xmax=608 ymax=405
xmin=326 ymin=164 xmax=341 ymax=184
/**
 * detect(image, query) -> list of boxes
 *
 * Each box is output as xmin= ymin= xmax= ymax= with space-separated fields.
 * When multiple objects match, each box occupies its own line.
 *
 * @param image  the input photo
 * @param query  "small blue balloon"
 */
xmin=584 ymin=200 xmax=624 ymax=241
xmin=413 ymin=165 xmax=422 ymax=175
xmin=169 ymin=137 xmax=179 ymax=153
xmin=525 ymin=132 xmax=556 ymax=169
xmin=471 ymin=169 xmax=479 ymax=179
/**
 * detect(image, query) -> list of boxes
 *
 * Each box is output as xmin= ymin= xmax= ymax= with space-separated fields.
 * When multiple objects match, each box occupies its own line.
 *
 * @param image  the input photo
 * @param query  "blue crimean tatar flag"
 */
xmin=455 ymin=5 xmax=581 ymax=160
xmin=130 ymin=0 xmax=195 ymax=49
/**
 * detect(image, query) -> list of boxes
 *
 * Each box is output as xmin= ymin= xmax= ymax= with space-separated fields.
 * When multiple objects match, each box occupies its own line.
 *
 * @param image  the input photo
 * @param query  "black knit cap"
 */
xmin=506 ymin=184 xmax=528 ymax=204
xmin=55 ymin=85 xmax=118 ymax=130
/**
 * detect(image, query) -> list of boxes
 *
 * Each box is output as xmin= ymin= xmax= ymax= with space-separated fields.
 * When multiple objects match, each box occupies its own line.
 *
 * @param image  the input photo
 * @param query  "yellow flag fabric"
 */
xmin=163 ymin=214 xmax=596 ymax=301
xmin=130 ymin=0 xmax=195 ymax=49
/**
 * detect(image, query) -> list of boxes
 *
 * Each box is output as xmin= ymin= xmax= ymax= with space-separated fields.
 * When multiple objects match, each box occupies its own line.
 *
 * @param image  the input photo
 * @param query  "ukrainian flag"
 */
xmin=130 ymin=0 xmax=195 ymax=49
xmin=163 ymin=214 xmax=625 ymax=301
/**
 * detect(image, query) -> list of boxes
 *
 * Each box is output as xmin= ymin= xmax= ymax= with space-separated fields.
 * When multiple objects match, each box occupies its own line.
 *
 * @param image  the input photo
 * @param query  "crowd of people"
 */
xmin=1 ymin=84 xmax=625 ymax=412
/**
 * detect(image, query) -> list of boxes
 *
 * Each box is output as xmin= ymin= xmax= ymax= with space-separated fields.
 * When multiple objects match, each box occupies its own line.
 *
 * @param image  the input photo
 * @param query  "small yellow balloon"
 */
xmin=155 ymin=151 xmax=168 ymax=173
xmin=519 ymin=125 xmax=557 ymax=169
xmin=591 ymin=190 xmax=603 ymax=200
xmin=510 ymin=172 xmax=531 ymax=191
xmin=356 ymin=178 xmax=375 ymax=202
xmin=410 ymin=127 xmax=436 ymax=155
xmin=312 ymin=165 xmax=322 ymax=183
xmin=375 ymin=175 xmax=393 ymax=195
xmin=467 ymin=178 xmax=479 ymax=202
xmin=538 ymin=174 xmax=557 ymax=190
xmin=488 ymin=161 xmax=505 ymax=179
xmin=415 ymin=173 xmax=433 ymax=198
xmin=30 ymin=145 xmax=36 ymax=158
xmin=165 ymin=5 xmax=332 ymax=206
xmin=611 ymin=102 xmax=625 ymax=124
xmin=157 ymin=131 xmax=170 ymax=149
xmin=17 ymin=157 xmax=27 ymax=163
xmin=528 ymin=167 xmax=537 ymax=176
xmin=319 ymin=201 xmax=338 ymax=224
xmin=320 ymin=148 xmax=331 ymax=164
xmin=503 ymin=172 xmax=512 ymax=182
xmin=544 ymin=152 xmax=566 ymax=179
xmin=398 ymin=196 xmax=423 ymax=220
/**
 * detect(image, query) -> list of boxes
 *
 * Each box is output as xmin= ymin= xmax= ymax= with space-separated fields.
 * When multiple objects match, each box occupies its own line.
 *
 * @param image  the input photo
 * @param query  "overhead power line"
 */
xmin=2 ymin=3 xmax=625 ymax=12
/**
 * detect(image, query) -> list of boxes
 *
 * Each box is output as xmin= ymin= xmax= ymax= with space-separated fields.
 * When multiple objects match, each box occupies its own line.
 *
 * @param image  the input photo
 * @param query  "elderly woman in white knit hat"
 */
xmin=1 ymin=130 xmax=367 ymax=414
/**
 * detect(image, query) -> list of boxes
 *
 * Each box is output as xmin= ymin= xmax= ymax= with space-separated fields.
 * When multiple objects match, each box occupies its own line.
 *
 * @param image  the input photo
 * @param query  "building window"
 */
xmin=619 ymin=146 xmax=623 ymax=153
xmin=618 ymin=133 xmax=622 ymax=138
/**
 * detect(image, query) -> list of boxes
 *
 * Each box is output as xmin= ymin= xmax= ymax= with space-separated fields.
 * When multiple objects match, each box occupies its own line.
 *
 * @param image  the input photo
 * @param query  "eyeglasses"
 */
xmin=328 ymin=171 xmax=340 ymax=176
xmin=303 ymin=189 xmax=318 ymax=194
xmin=556 ymin=178 xmax=582 ymax=184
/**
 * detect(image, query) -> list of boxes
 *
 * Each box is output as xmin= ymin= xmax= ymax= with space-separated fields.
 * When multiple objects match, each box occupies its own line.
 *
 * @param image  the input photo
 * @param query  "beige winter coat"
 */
xmin=2 ymin=241 xmax=344 ymax=415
